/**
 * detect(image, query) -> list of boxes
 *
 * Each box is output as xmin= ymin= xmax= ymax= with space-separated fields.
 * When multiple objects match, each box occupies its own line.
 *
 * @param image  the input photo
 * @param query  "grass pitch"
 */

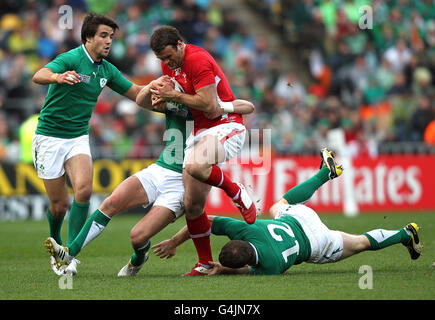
xmin=0 ymin=212 xmax=433 ymax=300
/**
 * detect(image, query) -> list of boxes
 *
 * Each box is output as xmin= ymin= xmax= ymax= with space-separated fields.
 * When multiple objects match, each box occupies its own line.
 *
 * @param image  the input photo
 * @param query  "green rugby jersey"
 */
xmin=155 ymin=104 xmax=193 ymax=174
xmin=36 ymin=45 xmax=133 ymax=138
xmin=211 ymin=215 xmax=312 ymax=275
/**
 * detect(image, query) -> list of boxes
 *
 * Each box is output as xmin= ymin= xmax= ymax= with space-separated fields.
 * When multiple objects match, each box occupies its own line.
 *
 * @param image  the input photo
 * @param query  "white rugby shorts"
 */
xmin=32 ymin=134 xmax=91 ymax=179
xmin=275 ymin=204 xmax=343 ymax=264
xmin=183 ymin=122 xmax=246 ymax=168
xmin=134 ymin=163 xmax=185 ymax=219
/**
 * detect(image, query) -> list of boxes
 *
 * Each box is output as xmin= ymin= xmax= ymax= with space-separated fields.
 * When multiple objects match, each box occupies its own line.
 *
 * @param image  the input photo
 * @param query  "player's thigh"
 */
xmin=182 ymin=170 xmax=211 ymax=218
xmin=101 ymin=175 xmax=149 ymax=216
xmin=130 ymin=206 xmax=176 ymax=243
xmin=193 ymin=134 xmax=226 ymax=165
xmin=64 ymin=154 xmax=93 ymax=191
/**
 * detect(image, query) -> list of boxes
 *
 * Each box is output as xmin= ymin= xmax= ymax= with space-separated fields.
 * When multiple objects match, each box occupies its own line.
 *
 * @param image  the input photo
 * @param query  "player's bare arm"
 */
xmin=136 ymin=76 xmax=172 ymax=110
xmin=229 ymin=99 xmax=255 ymax=115
xmin=149 ymin=82 xmax=254 ymax=116
xmin=32 ymin=67 xmax=81 ymax=85
xmin=123 ymin=83 xmax=145 ymax=102
xmin=207 ymin=261 xmax=250 ymax=276
xmin=152 ymin=215 xmax=217 ymax=258
xmin=151 ymin=82 xmax=220 ymax=113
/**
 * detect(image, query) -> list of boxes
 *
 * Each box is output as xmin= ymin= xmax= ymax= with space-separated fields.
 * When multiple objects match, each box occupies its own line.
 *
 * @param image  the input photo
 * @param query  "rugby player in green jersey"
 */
xmin=44 ymin=74 xmax=255 ymax=275
xmin=32 ymin=13 xmax=144 ymax=274
xmin=152 ymin=150 xmax=422 ymax=275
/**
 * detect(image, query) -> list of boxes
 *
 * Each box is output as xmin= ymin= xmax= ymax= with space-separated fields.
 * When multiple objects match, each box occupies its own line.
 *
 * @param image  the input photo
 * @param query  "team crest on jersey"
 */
xmin=100 ymin=78 xmax=107 ymax=88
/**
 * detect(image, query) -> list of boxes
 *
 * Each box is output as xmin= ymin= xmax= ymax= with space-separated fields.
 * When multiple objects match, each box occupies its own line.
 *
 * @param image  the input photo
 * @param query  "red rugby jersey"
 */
xmin=161 ymin=44 xmax=243 ymax=134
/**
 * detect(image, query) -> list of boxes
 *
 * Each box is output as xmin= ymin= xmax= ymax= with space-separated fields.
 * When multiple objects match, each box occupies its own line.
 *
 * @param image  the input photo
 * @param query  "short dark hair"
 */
xmin=150 ymin=25 xmax=185 ymax=54
xmin=81 ymin=13 xmax=119 ymax=44
xmin=218 ymin=240 xmax=255 ymax=269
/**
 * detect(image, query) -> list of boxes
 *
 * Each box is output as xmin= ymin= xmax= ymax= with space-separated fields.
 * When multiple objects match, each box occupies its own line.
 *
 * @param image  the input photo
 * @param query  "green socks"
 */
xmin=68 ymin=209 xmax=111 ymax=257
xmin=364 ymin=228 xmax=411 ymax=250
xmin=283 ymin=167 xmax=330 ymax=204
xmin=67 ymin=201 xmax=90 ymax=247
xmin=46 ymin=209 xmax=65 ymax=245
xmin=131 ymin=241 xmax=151 ymax=267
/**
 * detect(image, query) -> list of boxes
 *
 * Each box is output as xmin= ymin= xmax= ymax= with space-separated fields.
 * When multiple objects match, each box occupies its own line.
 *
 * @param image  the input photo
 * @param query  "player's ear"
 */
xmin=177 ymin=40 xmax=184 ymax=50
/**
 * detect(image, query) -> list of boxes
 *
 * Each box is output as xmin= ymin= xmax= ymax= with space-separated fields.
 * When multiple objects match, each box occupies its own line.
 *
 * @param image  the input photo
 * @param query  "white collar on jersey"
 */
xmin=248 ymin=242 xmax=259 ymax=266
xmin=81 ymin=44 xmax=94 ymax=63
xmin=82 ymin=44 xmax=102 ymax=64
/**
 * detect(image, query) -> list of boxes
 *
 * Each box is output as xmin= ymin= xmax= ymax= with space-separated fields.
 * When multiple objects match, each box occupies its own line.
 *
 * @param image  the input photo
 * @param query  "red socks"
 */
xmin=186 ymin=212 xmax=213 ymax=265
xmin=187 ymin=166 xmax=241 ymax=266
xmin=204 ymin=165 xmax=240 ymax=199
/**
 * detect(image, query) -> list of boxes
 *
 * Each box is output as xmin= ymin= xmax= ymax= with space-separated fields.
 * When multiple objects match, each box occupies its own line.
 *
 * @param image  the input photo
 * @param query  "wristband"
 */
xmin=220 ymin=101 xmax=234 ymax=113
xmin=50 ymin=73 xmax=59 ymax=83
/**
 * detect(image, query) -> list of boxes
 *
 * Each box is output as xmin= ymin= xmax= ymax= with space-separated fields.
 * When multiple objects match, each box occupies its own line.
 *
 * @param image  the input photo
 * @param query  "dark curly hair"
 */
xmin=218 ymin=240 xmax=256 ymax=269
xmin=150 ymin=25 xmax=185 ymax=54
xmin=81 ymin=12 xmax=119 ymax=44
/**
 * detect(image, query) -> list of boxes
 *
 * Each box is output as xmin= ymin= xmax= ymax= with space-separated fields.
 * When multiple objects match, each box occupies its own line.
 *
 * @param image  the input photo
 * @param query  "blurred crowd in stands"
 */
xmin=0 ymin=0 xmax=434 ymax=164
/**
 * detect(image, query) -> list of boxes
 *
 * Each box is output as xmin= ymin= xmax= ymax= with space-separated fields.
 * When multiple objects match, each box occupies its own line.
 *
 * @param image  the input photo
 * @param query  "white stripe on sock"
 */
xmin=189 ymin=228 xmax=211 ymax=238
xmin=82 ymin=221 xmax=105 ymax=249
xmin=98 ymin=210 xmax=112 ymax=220
xmin=217 ymin=170 xmax=224 ymax=187
xmin=366 ymin=229 xmax=399 ymax=243
xmin=231 ymin=189 xmax=241 ymax=201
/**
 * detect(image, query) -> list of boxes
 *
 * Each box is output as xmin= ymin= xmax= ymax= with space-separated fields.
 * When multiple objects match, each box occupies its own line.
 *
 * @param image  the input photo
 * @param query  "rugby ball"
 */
xmin=166 ymin=79 xmax=185 ymax=111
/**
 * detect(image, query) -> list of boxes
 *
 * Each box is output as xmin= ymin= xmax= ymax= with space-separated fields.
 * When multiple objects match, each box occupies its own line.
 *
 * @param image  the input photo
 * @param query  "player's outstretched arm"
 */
xmin=32 ymin=67 xmax=81 ymax=85
xmin=123 ymin=83 xmax=145 ymax=102
xmin=136 ymin=76 xmax=172 ymax=110
xmin=226 ymin=99 xmax=255 ymax=115
xmin=151 ymin=82 xmax=220 ymax=113
xmin=152 ymin=215 xmax=217 ymax=258
xmin=208 ymin=261 xmax=250 ymax=276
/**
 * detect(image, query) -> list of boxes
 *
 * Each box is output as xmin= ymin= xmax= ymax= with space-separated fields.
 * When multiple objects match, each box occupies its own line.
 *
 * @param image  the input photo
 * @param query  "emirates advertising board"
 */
xmin=0 ymin=155 xmax=434 ymax=220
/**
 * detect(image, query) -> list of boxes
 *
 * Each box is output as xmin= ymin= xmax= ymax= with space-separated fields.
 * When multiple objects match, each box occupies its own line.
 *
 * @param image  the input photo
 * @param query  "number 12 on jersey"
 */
xmin=267 ymin=222 xmax=300 ymax=263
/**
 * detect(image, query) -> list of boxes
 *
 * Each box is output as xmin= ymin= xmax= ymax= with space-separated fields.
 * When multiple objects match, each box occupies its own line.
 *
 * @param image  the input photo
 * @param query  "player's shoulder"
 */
xmin=184 ymin=44 xmax=212 ymax=64
xmin=97 ymin=56 xmax=119 ymax=73
xmin=54 ymin=46 xmax=82 ymax=61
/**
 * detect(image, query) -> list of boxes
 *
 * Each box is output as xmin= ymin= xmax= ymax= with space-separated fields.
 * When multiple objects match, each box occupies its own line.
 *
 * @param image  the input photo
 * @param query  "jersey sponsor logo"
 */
xmin=78 ymin=73 xmax=90 ymax=84
xmin=100 ymin=78 xmax=107 ymax=88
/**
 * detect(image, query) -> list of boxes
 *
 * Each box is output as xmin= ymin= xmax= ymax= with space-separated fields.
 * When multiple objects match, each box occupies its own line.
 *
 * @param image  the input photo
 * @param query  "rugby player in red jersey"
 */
xmin=149 ymin=26 xmax=257 ymax=275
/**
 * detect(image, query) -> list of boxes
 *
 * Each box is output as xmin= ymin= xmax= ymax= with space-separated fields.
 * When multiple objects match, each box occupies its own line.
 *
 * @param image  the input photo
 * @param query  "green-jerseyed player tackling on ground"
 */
xmin=44 ymin=73 xmax=255 ymax=275
xmin=152 ymin=150 xmax=423 ymax=275
xmin=32 ymin=13 xmax=144 ymax=274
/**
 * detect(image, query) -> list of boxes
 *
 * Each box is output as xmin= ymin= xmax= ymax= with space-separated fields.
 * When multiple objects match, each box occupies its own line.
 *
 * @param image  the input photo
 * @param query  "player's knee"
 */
xmin=184 ymin=201 xmax=204 ymax=218
xmin=350 ymin=235 xmax=370 ymax=253
xmin=184 ymin=162 xmax=201 ymax=178
xmin=357 ymin=235 xmax=371 ymax=251
xmin=74 ymin=184 xmax=92 ymax=203
xmin=50 ymin=201 xmax=68 ymax=218
xmin=100 ymin=193 xmax=122 ymax=215
xmin=130 ymin=226 xmax=149 ymax=247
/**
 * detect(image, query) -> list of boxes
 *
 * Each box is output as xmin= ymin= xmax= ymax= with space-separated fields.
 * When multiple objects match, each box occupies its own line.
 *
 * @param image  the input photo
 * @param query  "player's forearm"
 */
xmin=171 ymin=89 xmax=219 ymax=113
xmin=124 ymin=84 xmax=145 ymax=102
xmin=170 ymin=225 xmax=191 ymax=247
xmin=32 ymin=68 xmax=59 ymax=85
xmin=228 ymin=99 xmax=255 ymax=115
xmin=33 ymin=68 xmax=80 ymax=85
xmin=221 ymin=266 xmax=250 ymax=275
xmin=135 ymin=83 xmax=154 ymax=110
